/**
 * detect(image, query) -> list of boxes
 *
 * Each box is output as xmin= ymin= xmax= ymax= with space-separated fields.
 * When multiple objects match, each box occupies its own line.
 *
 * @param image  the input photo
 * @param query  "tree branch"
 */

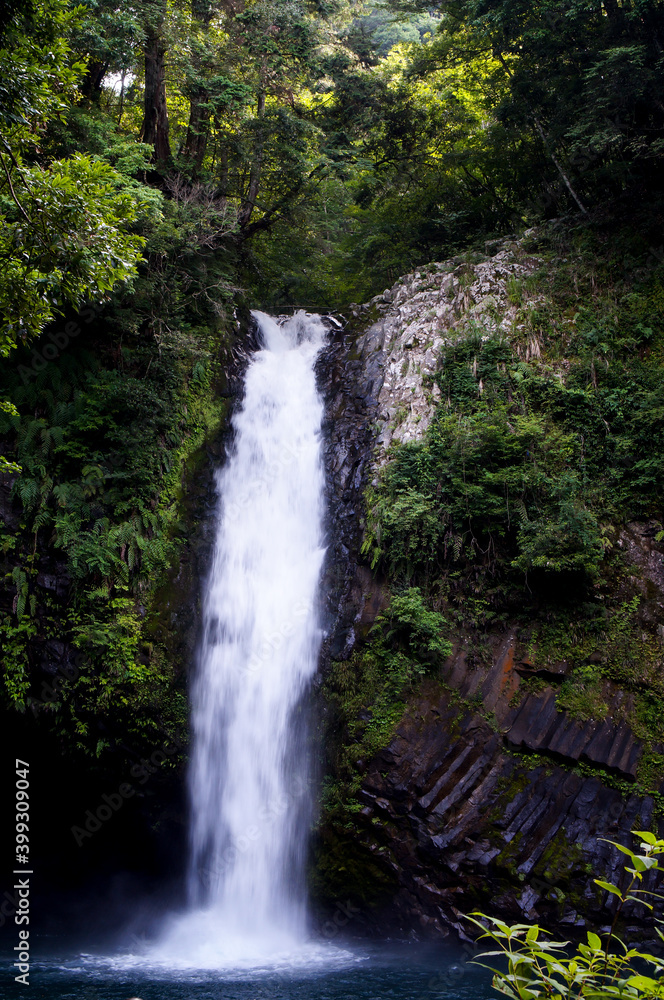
xmin=494 ymin=51 xmax=588 ymax=214
xmin=531 ymin=117 xmax=588 ymax=215
xmin=235 ymin=164 xmax=328 ymax=243
xmin=0 ymin=136 xmax=35 ymax=195
xmin=0 ymin=150 xmax=31 ymax=223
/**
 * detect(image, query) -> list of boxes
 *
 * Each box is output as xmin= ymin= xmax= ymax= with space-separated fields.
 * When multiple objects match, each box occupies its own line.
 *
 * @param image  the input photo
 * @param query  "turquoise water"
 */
xmin=2 ymin=940 xmax=494 ymax=999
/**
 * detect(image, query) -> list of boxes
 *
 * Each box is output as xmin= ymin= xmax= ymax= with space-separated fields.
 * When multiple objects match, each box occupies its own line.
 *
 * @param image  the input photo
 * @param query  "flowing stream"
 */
xmin=156 ymin=310 xmax=328 ymax=967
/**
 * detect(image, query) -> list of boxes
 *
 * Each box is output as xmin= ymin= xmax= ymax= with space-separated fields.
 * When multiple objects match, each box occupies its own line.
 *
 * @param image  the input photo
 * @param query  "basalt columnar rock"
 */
xmin=356 ymin=245 xmax=542 ymax=459
xmin=315 ymin=237 xmax=664 ymax=941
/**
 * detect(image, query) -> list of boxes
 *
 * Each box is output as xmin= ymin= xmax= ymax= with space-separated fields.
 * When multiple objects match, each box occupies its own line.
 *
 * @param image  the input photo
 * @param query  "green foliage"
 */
xmin=68 ymin=595 xmax=154 ymax=710
xmin=375 ymin=586 xmax=451 ymax=661
xmin=352 ymin=4 xmax=439 ymax=57
xmin=513 ymin=480 xmax=606 ymax=578
xmin=0 ymin=618 xmax=36 ymax=710
xmin=250 ymin=0 xmax=664 ymax=307
xmin=69 ymin=0 xmax=143 ymax=81
xmin=0 ymin=284 xmax=229 ymax=752
xmin=557 ymin=664 xmax=609 ymax=725
xmin=0 ymin=154 xmax=146 ymax=347
xmin=386 ymin=0 xmax=664 ymax=221
xmin=362 ymin=483 xmax=443 ymax=576
xmin=0 ymin=1 xmax=149 ymax=354
xmin=355 ymin=232 xmax=664 ymax=829
xmin=0 ymin=0 xmax=85 ymax=139
xmin=321 ymin=588 xmax=450 ymax=824
xmin=0 ymin=0 xmax=149 ymax=472
xmin=0 ymin=0 xmax=242 ymax=751
xmin=364 ymin=365 xmax=610 ymax=585
xmin=471 ymin=832 xmax=664 ymax=1000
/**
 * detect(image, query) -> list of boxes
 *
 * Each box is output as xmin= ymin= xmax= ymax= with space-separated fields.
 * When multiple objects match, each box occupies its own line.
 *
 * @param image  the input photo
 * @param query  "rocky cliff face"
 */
xmin=315 ymin=235 xmax=664 ymax=941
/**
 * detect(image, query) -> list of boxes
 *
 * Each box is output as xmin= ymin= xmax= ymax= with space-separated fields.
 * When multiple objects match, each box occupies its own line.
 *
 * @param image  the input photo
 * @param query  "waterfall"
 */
xmin=156 ymin=310 xmax=328 ymax=967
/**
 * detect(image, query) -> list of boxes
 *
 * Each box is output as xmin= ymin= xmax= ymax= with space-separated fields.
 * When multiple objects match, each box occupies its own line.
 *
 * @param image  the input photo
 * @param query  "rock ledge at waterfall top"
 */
xmin=353 ymin=240 xmax=542 ymax=460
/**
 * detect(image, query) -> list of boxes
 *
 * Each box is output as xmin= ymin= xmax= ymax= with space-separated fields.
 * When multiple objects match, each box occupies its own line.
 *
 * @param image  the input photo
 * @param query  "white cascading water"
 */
xmin=154 ymin=310 xmax=328 ymax=968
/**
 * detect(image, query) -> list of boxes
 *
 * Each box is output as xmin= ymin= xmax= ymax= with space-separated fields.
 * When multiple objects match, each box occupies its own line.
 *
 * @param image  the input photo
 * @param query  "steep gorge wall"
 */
xmin=315 ymin=229 xmax=664 ymax=941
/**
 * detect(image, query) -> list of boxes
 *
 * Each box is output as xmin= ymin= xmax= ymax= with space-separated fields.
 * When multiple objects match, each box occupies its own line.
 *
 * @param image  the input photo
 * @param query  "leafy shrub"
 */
xmin=513 ymin=479 xmax=607 ymax=578
xmin=471 ymin=831 xmax=664 ymax=1000
xmin=0 ymin=279 xmax=228 ymax=752
xmin=376 ymin=586 xmax=451 ymax=662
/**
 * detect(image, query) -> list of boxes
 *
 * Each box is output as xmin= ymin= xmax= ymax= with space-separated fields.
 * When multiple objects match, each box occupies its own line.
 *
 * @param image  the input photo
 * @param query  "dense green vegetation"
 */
xmin=260 ymin=0 xmax=664 ymax=305
xmin=315 ymin=217 xmax=664 ymax=909
xmin=365 ymin=234 xmax=664 ymax=587
xmin=1 ymin=314 xmax=228 ymax=754
xmin=0 ymin=2 xmax=242 ymax=754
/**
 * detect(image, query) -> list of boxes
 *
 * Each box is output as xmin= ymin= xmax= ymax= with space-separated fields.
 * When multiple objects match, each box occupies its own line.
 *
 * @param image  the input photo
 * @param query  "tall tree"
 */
xmin=0 ymin=0 xmax=147 ymax=470
xmin=390 ymin=0 xmax=664 ymax=210
xmin=232 ymin=1 xmax=322 ymax=230
xmin=141 ymin=0 xmax=171 ymax=162
xmin=71 ymin=0 xmax=142 ymax=106
xmin=182 ymin=0 xmax=215 ymax=169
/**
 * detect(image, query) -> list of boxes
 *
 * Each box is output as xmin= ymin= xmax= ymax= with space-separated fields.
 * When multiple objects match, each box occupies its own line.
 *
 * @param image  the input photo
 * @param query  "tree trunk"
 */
xmin=141 ymin=0 xmax=171 ymax=163
xmin=602 ymin=0 xmax=627 ymax=33
xmin=238 ymin=72 xmax=267 ymax=228
xmin=117 ymin=69 xmax=127 ymax=126
xmin=219 ymin=145 xmax=229 ymax=206
xmin=495 ymin=51 xmax=588 ymax=214
xmin=532 ymin=117 xmax=588 ymax=214
xmin=183 ymin=0 xmax=214 ymax=170
xmin=80 ymin=60 xmax=108 ymax=103
xmin=183 ymin=89 xmax=209 ymax=169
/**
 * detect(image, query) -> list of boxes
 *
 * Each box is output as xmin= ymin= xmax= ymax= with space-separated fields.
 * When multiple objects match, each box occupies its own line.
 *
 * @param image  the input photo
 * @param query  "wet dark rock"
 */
xmin=516 ymin=660 xmax=570 ymax=679
xmin=617 ymin=522 xmax=664 ymax=621
xmin=316 ymin=315 xmax=389 ymax=666
xmin=0 ymin=472 xmax=20 ymax=530
xmin=345 ymin=689 xmax=663 ymax=935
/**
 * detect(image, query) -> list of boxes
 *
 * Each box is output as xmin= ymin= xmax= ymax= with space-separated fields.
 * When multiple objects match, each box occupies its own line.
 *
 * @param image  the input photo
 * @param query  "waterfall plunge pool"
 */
xmin=3 ymin=939 xmax=494 ymax=999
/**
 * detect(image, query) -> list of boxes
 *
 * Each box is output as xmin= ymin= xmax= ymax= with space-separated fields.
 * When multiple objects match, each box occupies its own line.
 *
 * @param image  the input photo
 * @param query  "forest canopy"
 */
xmin=2 ymin=0 xmax=661 ymax=316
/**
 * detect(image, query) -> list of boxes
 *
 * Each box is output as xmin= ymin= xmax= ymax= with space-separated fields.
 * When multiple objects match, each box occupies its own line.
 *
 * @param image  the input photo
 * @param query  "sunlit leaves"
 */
xmin=0 ymin=2 xmax=149 ymax=358
xmin=0 ymin=155 xmax=145 ymax=352
xmin=0 ymin=0 xmax=87 ymax=138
